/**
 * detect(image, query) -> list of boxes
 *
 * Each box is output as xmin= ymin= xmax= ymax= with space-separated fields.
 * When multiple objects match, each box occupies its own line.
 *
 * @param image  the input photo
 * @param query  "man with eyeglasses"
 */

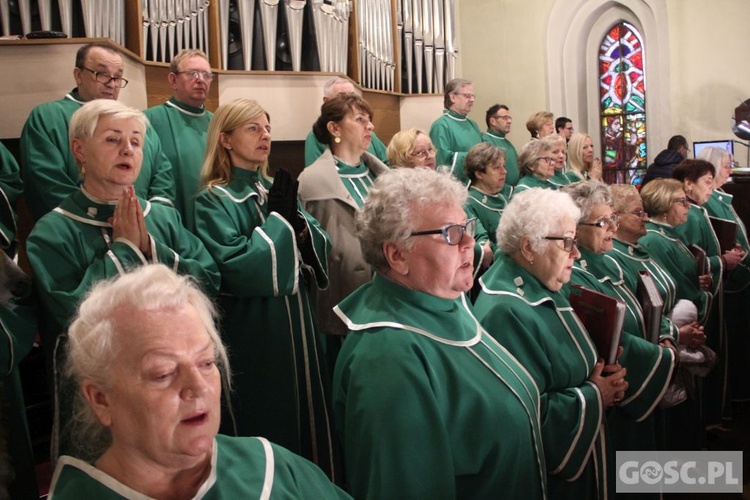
xmin=20 ymin=41 xmax=175 ymax=220
xmin=304 ymin=76 xmax=389 ymax=167
xmin=483 ymin=104 xmax=519 ymax=190
xmin=555 ymin=116 xmax=574 ymax=143
xmin=429 ymin=78 xmax=483 ymax=184
xmin=145 ymin=49 xmax=214 ymax=229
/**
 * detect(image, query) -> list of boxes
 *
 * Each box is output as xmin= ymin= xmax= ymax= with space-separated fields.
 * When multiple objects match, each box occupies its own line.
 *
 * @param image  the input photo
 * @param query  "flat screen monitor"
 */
xmin=693 ymin=140 xmax=734 ymax=158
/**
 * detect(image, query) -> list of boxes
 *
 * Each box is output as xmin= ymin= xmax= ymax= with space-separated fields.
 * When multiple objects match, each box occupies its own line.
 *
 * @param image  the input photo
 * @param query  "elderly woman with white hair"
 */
xmin=333 ymin=168 xmax=546 ymax=499
xmin=49 ymin=265 xmax=350 ymax=499
xmin=698 ymin=146 xmax=750 ymax=401
xmin=26 ymin=99 xmax=220 ymax=459
xmin=473 ymin=187 xmax=627 ymax=500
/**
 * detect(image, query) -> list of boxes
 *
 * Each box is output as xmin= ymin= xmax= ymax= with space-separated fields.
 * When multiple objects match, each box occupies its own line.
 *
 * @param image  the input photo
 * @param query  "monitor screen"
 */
xmin=693 ymin=140 xmax=734 ymax=158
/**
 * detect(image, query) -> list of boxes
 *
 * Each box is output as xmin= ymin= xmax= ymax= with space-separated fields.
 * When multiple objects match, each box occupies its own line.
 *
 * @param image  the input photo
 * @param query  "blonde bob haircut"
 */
xmin=201 ymin=98 xmax=270 ymax=188
xmin=609 ymin=184 xmax=641 ymax=213
xmin=386 ymin=128 xmax=430 ymax=168
xmin=640 ymin=178 xmax=685 ymax=217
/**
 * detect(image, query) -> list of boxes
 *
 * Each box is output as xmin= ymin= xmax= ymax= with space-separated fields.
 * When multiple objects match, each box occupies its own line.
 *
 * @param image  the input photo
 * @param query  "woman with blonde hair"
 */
xmin=386 ymin=127 xmax=437 ymax=169
xmin=567 ymin=132 xmax=603 ymax=182
xmin=525 ymin=111 xmax=554 ymax=140
xmin=192 ymin=98 xmax=338 ymax=479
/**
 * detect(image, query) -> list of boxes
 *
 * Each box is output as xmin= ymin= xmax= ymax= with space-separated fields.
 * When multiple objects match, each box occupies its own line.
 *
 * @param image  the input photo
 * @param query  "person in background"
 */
xmin=483 ymin=104 xmax=520 ymax=188
xmin=192 ymin=98 xmax=337 ymax=479
xmin=514 ymin=139 xmax=557 ymax=193
xmin=544 ymin=133 xmax=570 ymax=187
xmin=298 ymin=94 xmax=389 ymax=367
xmin=304 ymin=76 xmax=388 ymax=167
xmin=20 ymin=41 xmax=175 ymax=220
xmin=386 ymin=127 xmax=437 ymax=169
xmin=641 ymin=135 xmax=689 ymax=188
xmin=555 ymin=116 xmax=574 ymax=142
xmin=429 ymin=78 xmax=482 ymax=183
xmin=474 ymin=187 xmax=626 ymax=499
xmin=145 ymin=48 xmax=213 ymax=229
xmin=525 ymin=111 xmax=555 ymax=140
xmin=334 ymin=168 xmax=547 ymax=499
xmin=0 ymin=143 xmax=38 ymax=499
xmin=698 ymin=147 xmax=750 ymax=403
xmin=26 ymin=100 xmax=220 ymax=460
xmin=49 ymin=264 xmax=350 ymax=499
xmin=567 ymin=132 xmax=603 ymax=182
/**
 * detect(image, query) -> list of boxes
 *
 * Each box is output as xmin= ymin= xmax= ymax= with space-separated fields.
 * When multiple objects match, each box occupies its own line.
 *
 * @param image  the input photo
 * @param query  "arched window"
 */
xmin=598 ymin=22 xmax=647 ymax=185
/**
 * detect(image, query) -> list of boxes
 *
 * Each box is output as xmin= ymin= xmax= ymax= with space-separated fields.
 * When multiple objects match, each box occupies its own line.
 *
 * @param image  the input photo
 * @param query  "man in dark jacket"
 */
xmin=641 ymin=135 xmax=689 ymax=187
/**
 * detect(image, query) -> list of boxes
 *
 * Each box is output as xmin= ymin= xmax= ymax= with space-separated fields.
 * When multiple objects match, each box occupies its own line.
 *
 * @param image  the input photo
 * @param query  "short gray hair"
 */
xmin=323 ymin=76 xmax=360 ymax=98
xmin=444 ymin=78 xmax=472 ymax=108
xmin=696 ymin=146 xmax=731 ymax=177
xmin=561 ymin=180 xmax=613 ymax=221
xmin=464 ymin=142 xmax=506 ymax=184
xmin=518 ymin=139 xmax=552 ymax=174
xmin=498 ymin=188 xmax=580 ymax=256
xmin=356 ymin=168 xmax=468 ymax=272
xmin=69 ymin=99 xmax=148 ymax=144
xmin=65 ymin=264 xmax=230 ymax=460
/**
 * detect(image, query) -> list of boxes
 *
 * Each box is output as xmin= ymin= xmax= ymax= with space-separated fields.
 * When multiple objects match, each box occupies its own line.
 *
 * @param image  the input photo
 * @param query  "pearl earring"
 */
xmin=334 ymin=136 xmax=342 ymax=144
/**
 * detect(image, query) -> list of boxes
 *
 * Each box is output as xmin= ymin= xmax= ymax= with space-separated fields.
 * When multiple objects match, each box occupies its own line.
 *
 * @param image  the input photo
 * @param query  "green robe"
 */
xmin=673 ymin=202 xmax=728 ymax=422
xmin=513 ymin=175 xmax=559 ymax=195
xmin=430 ymin=109 xmax=483 ymax=184
xmin=474 ymin=253 xmax=604 ymax=500
xmin=482 ymin=130 xmax=520 ymax=187
xmin=464 ymin=186 xmax=507 ymax=248
xmin=333 ymin=274 xmax=547 ymax=499
xmin=704 ymin=189 xmax=750 ymax=401
xmin=639 ymin=220 xmax=712 ymax=324
xmin=20 ymin=90 xmax=176 ymax=220
xmin=0 ymin=142 xmax=22 ymax=248
xmin=144 ymin=97 xmax=213 ymax=229
xmin=49 ymin=435 xmax=351 ymax=499
xmin=569 ymin=248 xmax=676 ymax=494
xmin=549 ymin=170 xmax=571 ymax=187
xmin=193 ymin=168 xmax=337 ymax=479
xmin=26 ymin=188 xmax=220 ymax=459
xmin=304 ymin=129 xmax=388 ymax=167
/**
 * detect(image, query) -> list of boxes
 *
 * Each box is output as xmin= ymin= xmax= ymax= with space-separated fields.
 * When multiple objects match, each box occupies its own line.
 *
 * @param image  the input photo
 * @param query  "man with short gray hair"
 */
xmin=428 ymin=78 xmax=482 ymax=183
xmin=304 ymin=76 xmax=388 ymax=167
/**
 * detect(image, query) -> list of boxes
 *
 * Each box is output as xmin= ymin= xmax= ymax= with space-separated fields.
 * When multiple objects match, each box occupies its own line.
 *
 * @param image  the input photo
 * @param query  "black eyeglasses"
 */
xmin=410 ymin=218 xmax=477 ymax=246
xmin=544 ymin=236 xmax=579 ymax=252
xmin=578 ymin=214 xmax=620 ymax=228
xmin=177 ymin=70 xmax=214 ymax=81
xmin=79 ymin=66 xmax=128 ymax=88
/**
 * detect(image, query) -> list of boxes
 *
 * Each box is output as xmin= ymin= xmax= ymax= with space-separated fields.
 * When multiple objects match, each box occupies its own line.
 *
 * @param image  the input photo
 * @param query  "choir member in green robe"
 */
xmin=0 ymin=144 xmax=39 ymax=499
xmin=193 ymin=98 xmax=338 ymax=480
xmin=562 ymin=182 xmax=680 ymax=493
xmin=544 ymin=134 xmax=572 ymax=187
xmin=304 ymin=76 xmax=388 ymax=167
xmin=26 ymin=100 xmax=220 ymax=460
xmin=145 ymin=49 xmax=214 ymax=230
xmin=385 ymin=127 xmax=437 ymax=170
xmin=699 ymin=147 xmax=750 ymax=402
xmin=429 ymin=78 xmax=482 ymax=183
xmin=672 ymin=160 xmax=745 ymax=423
xmin=514 ymin=139 xmax=558 ymax=194
xmin=566 ymin=133 xmax=603 ymax=183
xmin=334 ymin=168 xmax=547 ymax=499
xmin=463 ymin=142 xmax=508 ymax=253
xmin=474 ymin=188 xmax=628 ymax=500
xmin=49 ymin=265 xmax=349 ymax=499
xmin=298 ymin=94 xmax=389 ymax=345
xmin=483 ymin=104 xmax=520 ymax=187
xmin=19 ymin=41 xmax=175 ymax=221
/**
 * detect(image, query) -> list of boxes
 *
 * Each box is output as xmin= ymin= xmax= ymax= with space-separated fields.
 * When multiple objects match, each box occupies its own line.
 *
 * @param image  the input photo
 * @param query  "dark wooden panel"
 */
xmin=268 ymin=141 xmax=306 ymax=180
xmin=363 ymin=90 xmax=400 ymax=146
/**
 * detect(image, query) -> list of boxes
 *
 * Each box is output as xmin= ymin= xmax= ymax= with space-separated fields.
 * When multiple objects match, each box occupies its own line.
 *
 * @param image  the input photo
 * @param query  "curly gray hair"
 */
xmin=497 ymin=188 xmax=581 ymax=256
xmin=65 ymin=264 xmax=230 ymax=460
xmin=356 ymin=168 xmax=468 ymax=272
xmin=561 ymin=180 xmax=613 ymax=221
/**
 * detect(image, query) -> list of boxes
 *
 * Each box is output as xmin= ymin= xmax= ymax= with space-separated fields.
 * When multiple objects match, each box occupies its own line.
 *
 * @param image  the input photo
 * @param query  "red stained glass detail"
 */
xmin=615 ymin=73 xmax=627 ymax=100
xmin=631 ymin=52 xmax=643 ymax=69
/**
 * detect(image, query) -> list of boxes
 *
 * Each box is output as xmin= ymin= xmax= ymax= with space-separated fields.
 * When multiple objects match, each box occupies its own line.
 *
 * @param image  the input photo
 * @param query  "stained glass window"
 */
xmin=599 ymin=22 xmax=647 ymax=186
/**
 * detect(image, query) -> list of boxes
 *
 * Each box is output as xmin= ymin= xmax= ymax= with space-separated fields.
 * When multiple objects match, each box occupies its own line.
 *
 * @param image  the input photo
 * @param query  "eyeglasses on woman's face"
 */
xmin=543 ymin=236 xmax=579 ymax=252
xmin=410 ymin=146 xmax=437 ymax=159
xmin=410 ymin=218 xmax=477 ymax=246
xmin=578 ymin=214 xmax=620 ymax=228
xmin=622 ymin=209 xmax=647 ymax=219
xmin=672 ymin=197 xmax=689 ymax=208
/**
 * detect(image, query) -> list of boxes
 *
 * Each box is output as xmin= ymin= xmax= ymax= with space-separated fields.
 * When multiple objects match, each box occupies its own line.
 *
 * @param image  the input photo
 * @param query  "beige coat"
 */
xmin=298 ymin=148 xmax=390 ymax=335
